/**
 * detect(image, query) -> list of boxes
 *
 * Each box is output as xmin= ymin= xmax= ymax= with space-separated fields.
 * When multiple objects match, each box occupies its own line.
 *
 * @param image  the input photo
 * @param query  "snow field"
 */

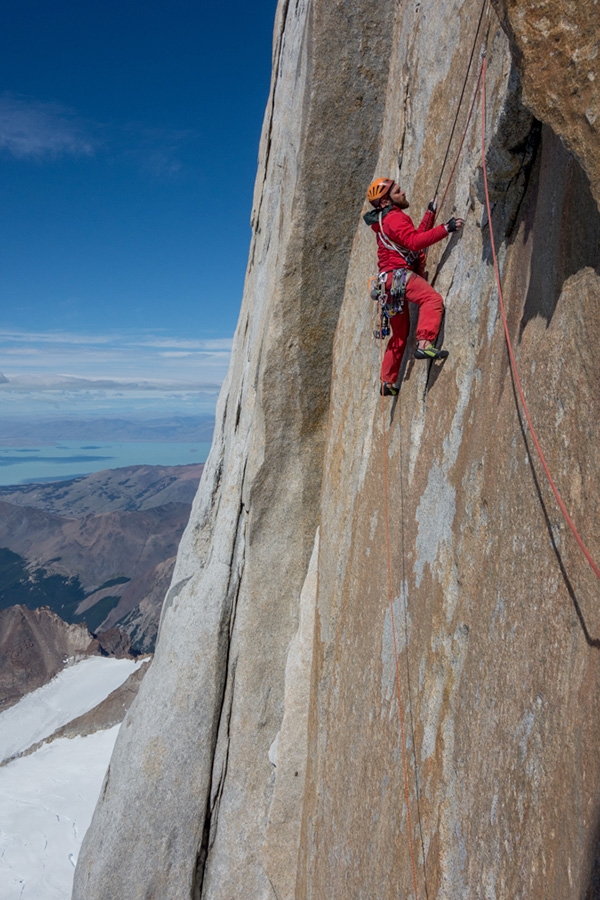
xmin=0 ymin=656 xmax=147 ymax=898
xmin=0 ymin=656 xmax=141 ymax=763
xmin=0 ymin=726 xmax=120 ymax=900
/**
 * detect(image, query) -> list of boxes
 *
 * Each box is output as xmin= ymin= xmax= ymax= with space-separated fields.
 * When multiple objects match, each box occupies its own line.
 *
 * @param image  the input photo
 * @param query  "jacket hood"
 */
xmin=363 ymin=205 xmax=394 ymax=226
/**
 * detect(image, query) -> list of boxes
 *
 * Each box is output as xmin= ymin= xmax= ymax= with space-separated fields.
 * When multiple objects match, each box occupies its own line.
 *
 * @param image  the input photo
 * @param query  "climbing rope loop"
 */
xmin=480 ymin=55 xmax=600 ymax=582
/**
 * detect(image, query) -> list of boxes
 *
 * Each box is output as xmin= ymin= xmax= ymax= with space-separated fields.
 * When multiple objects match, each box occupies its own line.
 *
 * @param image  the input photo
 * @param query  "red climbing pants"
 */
xmin=380 ymin=272 xmax=444 ymax=385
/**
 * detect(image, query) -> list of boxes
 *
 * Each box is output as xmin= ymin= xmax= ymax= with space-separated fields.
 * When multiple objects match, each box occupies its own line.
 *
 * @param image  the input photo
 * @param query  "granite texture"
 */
xmin=72 ymin=1 xmax=394 ymax=897
xmin=74 ymin=1 xmax=600 ymax=898
xmin=493 ymin=0 xmax=600 ymax=207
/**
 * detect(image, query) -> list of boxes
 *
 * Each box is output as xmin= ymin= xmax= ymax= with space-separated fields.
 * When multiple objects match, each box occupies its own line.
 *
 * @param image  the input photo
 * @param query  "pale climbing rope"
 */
xmin=434 ymin=0 xmax=490 ymax=206
xmin=437 ymin=59 xmax=484 ymax=217
xmin=379 ymin=340 xmax=421 ymax=900
xmin=480 ymin=55 xmax=600 ymax=582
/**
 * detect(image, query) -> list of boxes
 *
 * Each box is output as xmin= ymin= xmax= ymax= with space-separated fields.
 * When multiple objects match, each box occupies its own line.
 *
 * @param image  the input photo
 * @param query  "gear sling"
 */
xmin=369 ymin=209 xmax=417 ymax=339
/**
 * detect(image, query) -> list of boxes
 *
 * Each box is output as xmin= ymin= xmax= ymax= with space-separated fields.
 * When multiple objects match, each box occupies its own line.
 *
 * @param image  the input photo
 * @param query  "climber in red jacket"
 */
xmin=364 ymin=177 xmax=464 ymax=395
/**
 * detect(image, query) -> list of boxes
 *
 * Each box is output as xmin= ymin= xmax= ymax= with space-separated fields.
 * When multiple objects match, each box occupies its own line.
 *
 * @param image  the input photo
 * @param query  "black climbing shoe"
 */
xmin=380 ymin=382 xmax=399 ymax=396
xmin=414 ymin=343 xmax=449 ymax=360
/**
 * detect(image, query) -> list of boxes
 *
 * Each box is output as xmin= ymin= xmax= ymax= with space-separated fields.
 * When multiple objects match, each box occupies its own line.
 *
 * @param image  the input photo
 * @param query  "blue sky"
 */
xmin=0 ymin=0 xmax=278 ymax=417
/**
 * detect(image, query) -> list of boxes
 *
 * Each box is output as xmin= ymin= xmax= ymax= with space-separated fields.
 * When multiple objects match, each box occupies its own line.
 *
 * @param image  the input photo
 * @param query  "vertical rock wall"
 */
xmin=73 ymin=0 xmax=600 ymax=898
xmin=298 ymin=2 xmax=600 ymax=899
xmin=73 ymin=1 xmax=395 ymax=898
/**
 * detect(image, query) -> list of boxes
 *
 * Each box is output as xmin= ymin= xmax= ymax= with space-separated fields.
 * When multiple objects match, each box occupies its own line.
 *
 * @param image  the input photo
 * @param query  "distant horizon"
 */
xmin=0 ymin=411 xmax=215 ymax=483
xmin=0 ymin=328 xmax=231 ymax=419
xmin=0 ymin=438 xmax=212 ymax=486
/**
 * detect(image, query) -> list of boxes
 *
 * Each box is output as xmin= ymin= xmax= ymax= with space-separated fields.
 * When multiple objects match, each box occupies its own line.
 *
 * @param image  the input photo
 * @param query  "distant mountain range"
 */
xmin=0 ymin=463 xmax=203 ymax=515
xmin=0 ymin=464 xmax=203 ymax=652
xmin=0 ymin=415 xmax=214 ymax=445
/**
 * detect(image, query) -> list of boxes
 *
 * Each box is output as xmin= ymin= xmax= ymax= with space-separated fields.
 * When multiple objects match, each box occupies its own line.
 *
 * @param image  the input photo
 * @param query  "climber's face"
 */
xmin=389 ymin=183 xmax=409 ymax=209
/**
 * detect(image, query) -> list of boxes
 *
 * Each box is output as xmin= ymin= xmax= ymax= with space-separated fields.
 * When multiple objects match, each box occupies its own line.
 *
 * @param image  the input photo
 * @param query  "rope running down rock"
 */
xmin=479 ymin=54 xmax=600 ymax=582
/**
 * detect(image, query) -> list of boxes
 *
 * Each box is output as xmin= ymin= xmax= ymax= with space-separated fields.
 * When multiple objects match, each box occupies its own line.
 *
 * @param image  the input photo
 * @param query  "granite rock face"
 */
xmin=73 ymin=1 xmax=394 ymax=897
xmin=493 ymin=0 xmax=600 ymax=207
xmin=74 ymin=1 xmax=600 ymax=898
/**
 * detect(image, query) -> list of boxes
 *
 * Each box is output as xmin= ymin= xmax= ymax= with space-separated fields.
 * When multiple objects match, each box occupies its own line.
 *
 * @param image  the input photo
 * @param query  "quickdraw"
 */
xmin=369 ymin=268 xmax=409 ymax=340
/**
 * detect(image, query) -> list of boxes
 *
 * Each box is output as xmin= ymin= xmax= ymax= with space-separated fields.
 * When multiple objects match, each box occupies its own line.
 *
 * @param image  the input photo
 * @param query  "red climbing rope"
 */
xmin=379 ymin=344 xmax=420 ymax=900
xmin=373 ymin=21 xmax=599 ymax=900
xmin=480 ymin=55 xmax=600 ymax=582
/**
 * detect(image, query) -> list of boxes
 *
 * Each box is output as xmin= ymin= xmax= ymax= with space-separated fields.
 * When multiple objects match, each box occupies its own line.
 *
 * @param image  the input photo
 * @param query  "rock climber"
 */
xmin=364 ymin=178 xmax=464 ymax=395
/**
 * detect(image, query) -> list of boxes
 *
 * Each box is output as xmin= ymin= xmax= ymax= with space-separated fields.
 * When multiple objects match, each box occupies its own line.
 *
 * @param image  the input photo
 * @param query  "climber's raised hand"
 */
xmin=445 ymin=217 xmax=465 ymax=232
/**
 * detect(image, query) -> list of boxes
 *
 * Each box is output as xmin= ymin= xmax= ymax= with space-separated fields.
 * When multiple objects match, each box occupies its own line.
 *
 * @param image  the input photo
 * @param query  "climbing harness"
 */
xmin=369 ymin=208 xmax=416 ymax=340
xmin=370 ymin=273 xmax=391 ymax=339
xmin=370 ymin=268 xmax=410 ymax=339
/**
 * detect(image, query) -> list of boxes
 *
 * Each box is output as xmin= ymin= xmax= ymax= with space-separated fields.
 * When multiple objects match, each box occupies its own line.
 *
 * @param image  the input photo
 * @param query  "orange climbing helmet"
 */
xmin=366 ymin=177 xmax=394 ymax=207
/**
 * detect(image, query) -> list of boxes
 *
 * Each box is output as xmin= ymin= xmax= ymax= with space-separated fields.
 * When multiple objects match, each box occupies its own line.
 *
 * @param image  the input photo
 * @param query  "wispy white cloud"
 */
xmin=121 ymin=124 xmax=195 ymax=179
xmin=0 ymin=329 xmax=231 ymax=394
xmin=135 ymin=337 xmax=234 ymax=350
xmin=1 ymin=374 xmax=221 ymax=390
xmin=0 ymin=94 xmax=96 ymax=160
xmin=0 ymin=329 xmax=233 ymax=351
xmin=0 ymin=95 xmax=199 ymax=178
xmin=3 ymin=348 xmax=39 ymax=356
xmin=0 ymin=330 xmax=115 ymax=345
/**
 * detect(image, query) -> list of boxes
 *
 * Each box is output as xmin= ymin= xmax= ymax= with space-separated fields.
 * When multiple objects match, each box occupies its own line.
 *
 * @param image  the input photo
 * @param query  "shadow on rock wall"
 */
xmin=476 ymin=63 xmax=600 ymax=337
xmin=479 ymin=64 xmax=541 ymax=238
xmin=583 ymin=809 xmax=600 ymax=899
xmin=513 ymin=383 xmax=600 ymax=650
xmin=518 ymin=126 xmax=600 ymax=335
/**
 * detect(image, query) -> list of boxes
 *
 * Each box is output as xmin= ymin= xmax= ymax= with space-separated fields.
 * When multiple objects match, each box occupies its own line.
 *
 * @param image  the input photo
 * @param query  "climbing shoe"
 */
xmin=414 ymin=343 xmax=449 ymax=360
xmin=380 ymin=382 xmax=399 ymax=396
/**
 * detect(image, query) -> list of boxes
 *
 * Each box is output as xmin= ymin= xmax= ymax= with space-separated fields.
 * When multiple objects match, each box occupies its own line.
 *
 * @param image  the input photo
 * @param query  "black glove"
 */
xmin=427 ymin=199 xmax=437 ymax=213
xmin=446 ymin=217 xmax=458 ymax=232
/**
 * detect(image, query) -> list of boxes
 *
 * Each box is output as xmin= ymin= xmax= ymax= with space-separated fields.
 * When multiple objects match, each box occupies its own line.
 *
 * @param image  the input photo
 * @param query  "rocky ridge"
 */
xmin=74 ymin=1 xmax=600 ymax=899
xmin=0 ymin=606 xmax=96 ymax=712
xmin=0 ymin=464 xmax=202 ymax=650
xmin=0 ymin=605 xmax=139 ymax=714
xmin=0 ymin=463 xmax=203 ymax=515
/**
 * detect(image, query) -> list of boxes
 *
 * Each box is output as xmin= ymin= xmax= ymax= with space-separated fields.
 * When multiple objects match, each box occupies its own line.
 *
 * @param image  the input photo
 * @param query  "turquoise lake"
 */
xmin=0 ymin=441 xmax=212 ymax=485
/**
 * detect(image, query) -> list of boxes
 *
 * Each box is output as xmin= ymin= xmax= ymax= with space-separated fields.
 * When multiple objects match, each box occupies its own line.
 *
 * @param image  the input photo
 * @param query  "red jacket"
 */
xmin=366 ymin=206 xmax=449 ymax=276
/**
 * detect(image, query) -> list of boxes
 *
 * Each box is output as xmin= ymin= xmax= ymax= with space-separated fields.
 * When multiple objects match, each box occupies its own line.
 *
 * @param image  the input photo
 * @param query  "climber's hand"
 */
xmin=427 ymin=199 xmax=437 ymax=213
xmin=446 ymin=217 xmax=465 ymax=232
